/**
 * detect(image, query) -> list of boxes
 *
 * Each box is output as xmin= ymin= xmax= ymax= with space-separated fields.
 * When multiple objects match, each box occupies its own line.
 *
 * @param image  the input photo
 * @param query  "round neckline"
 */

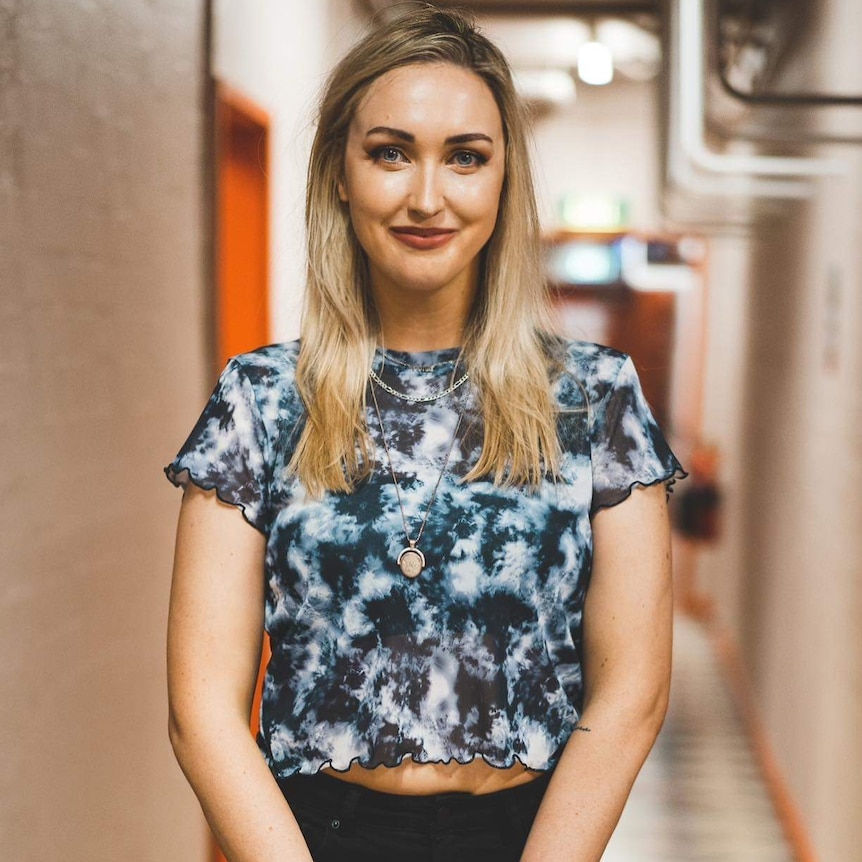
xmin=375 ymin=345 xmax=463 ymax=373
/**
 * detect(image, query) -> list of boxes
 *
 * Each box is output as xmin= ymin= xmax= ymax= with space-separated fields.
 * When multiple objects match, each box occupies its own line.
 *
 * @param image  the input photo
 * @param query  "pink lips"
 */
xmin=390 ymin=227 xmax=457 ymax=250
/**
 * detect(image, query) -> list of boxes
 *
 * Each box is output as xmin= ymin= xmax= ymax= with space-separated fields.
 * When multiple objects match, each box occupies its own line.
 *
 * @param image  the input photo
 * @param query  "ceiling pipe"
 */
xmin=715 ymin=0 xmax=862 ymax=109
xmin=662 ymin=0 xmax=851 ymax=227
xmin=708 ymin=1 xmax=862 ymax=146
xmin=664 ymin=0 xmax=804 ymax=208
xmin=674 ymin=0 xmax=845 ymax=182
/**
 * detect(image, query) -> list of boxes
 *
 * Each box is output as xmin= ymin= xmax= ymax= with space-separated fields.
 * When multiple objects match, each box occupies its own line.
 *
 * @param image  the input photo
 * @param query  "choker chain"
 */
xmin=376 ymin=349 xmax=459 ymax=373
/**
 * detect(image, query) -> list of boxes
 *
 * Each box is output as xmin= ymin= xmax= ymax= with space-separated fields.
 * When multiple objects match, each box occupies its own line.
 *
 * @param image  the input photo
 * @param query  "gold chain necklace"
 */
xmin=368 ymin=377 xmax=466 ymax=578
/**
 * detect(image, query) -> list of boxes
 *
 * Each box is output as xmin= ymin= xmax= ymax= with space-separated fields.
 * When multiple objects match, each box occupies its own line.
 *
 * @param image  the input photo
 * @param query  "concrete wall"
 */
xmin=695 ymin=1 xmax=862 ymax=853
xmin=0 ymin=1 xmax=208 ymax=859
xmin=739 ymin=166 xmax=862 ymax=862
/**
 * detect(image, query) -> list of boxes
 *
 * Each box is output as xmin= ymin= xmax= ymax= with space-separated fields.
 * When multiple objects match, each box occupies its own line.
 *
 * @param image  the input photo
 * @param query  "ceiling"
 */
xmin=360 ymin=0 xmax=664 ymax=106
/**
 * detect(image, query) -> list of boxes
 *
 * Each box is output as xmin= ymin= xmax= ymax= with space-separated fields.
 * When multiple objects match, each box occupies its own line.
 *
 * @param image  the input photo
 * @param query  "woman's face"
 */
xmin=338 ymin=62 xmax=506 ymax=306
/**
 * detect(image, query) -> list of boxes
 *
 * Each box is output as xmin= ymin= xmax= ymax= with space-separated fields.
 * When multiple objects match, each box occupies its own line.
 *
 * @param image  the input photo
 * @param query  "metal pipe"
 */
xmin=676 ymin=0 xmax=845 ymax=179
xmin=715 ymin=0 xmax=862 ymax=108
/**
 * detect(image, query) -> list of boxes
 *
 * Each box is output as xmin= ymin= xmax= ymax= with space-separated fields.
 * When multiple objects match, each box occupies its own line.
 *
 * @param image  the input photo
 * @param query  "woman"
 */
xmin=165 ymin=6 xmax=684 ymax=861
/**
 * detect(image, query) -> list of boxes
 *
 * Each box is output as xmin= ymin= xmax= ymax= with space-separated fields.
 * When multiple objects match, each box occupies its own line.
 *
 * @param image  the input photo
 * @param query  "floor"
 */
xmin=602 ymin=616 xmax=796 ymax=862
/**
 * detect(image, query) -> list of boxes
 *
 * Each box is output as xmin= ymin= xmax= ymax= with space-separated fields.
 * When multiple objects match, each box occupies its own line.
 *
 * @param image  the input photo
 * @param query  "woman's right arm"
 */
xmin=167 ymin=484 xmax=313 ymax=862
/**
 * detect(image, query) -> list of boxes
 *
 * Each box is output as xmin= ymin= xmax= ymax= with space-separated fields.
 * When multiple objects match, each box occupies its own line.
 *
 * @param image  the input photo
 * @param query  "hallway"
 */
xmin=606 ymin=616 xmax=795 ymax=862
xmin=3 ymin=1 xmax=861 ymax=860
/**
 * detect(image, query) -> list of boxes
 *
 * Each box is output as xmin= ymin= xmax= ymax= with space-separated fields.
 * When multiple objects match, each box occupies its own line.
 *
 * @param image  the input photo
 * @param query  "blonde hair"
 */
xmin=292 ymin=4 xmax=562 ymax=495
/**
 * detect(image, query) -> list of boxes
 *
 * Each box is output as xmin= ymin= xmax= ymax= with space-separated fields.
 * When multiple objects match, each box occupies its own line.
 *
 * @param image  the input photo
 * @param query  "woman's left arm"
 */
xmin=520 ymin=482 xmax=673 ymax=862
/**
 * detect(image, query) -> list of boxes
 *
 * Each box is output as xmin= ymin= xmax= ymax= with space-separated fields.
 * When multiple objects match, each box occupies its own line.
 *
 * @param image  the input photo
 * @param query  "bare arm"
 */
xmin=520 ymin=483 xmax=673 ymax=861
xmin=167 ymin=484 xmax=313 ymax=862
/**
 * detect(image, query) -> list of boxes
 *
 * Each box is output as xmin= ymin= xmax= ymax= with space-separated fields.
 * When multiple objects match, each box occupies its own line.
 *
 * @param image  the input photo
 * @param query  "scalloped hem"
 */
xmin=591 ymin=464 xmax=688 ymax=516
xmin=272 ymin=751 xmax=555 ymax=781
xmin=164 ymin=464 xmax=267 ymax=536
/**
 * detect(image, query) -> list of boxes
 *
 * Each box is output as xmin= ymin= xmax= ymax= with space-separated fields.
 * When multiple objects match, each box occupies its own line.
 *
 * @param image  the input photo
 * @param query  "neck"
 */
xmin=370 ymin=274 xmax=477 ymax=352
xmin=378 ymin=323 xmax=464 ymax=353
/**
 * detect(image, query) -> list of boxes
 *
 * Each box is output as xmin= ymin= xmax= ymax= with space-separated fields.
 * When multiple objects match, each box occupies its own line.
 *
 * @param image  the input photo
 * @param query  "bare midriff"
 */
xmin=322 ymin=757 xmax=544 ymax=796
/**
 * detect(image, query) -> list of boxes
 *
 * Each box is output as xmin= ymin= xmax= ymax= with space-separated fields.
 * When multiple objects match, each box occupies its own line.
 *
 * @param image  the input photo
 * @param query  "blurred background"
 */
xmin=1 ymin=0 xmax=860 ymax=859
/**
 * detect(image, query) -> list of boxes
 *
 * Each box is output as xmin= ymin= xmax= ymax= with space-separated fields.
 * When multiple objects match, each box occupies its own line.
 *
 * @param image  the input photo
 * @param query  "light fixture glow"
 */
xmin=560 ymin=244 xmax=617 ymax=284
xmin=559 ymin=194 xmax=628 ymax=230
xmin=577 ymin=41 xmax=613 ymax=86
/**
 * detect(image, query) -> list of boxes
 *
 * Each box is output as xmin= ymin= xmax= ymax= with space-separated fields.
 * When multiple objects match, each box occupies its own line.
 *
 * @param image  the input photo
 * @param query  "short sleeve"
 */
xmin=165 ymin=359 xmax=269 ymax=533
xmin=590 ymin=355 xmax=686 ymax=515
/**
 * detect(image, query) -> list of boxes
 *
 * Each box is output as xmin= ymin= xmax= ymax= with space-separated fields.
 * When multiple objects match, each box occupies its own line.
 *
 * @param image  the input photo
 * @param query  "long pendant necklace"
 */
xmin=368 ymin=373 xmax=466 ymax=579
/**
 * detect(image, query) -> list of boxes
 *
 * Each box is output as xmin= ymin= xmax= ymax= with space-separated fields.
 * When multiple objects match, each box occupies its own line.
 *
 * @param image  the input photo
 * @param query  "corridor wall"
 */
xmin=693 ymin=3 xmax=862 ymax=852
xmin=738 ymin=162 xmax=862 ymax=862
xmin=1 ymin=1 xmax=209 ymax=859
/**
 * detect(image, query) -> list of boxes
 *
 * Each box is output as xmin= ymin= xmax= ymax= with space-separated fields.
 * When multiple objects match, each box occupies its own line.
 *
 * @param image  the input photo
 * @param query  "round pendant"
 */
xmin=397 ymin=546 xmax=426 ymax=579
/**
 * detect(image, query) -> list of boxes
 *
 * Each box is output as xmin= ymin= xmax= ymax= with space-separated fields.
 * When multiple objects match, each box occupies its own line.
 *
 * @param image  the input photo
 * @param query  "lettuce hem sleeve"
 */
xmin=163 ymin=357 xmax=271 ymax=536
xmin=589 ymin=354 xmax=687 ymax=516
xmin=590 ymin=462 xmax=688 ymax=516
xmin=164 ymin=463 xmax=268 ymax=536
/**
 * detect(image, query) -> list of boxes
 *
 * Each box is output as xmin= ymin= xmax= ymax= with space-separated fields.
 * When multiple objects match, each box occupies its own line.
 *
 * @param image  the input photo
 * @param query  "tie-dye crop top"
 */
xmin=165 ymin=339 xmax=684 ymax=778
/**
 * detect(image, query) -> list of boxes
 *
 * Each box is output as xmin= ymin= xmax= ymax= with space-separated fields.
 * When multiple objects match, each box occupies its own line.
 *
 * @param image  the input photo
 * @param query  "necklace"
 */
xmin=368 ymin=377 xmax=466 ymax=578
xmin=377 ymin=347 xmax=461 ymax=373
xmin=369 ymin=368 xmax=470 ymax=403
xmin=376 ymin=348 xmax=459 ymax=373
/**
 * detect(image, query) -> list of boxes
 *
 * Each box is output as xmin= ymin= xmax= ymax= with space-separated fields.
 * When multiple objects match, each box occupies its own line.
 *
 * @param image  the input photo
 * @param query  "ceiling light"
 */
xmin=577 ymin=41 xmax=614 ymax=86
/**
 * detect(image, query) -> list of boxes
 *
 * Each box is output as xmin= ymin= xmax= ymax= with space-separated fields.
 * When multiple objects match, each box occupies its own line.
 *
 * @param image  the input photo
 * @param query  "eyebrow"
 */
xmin=365 ymin=126 xmax=494 ymax=145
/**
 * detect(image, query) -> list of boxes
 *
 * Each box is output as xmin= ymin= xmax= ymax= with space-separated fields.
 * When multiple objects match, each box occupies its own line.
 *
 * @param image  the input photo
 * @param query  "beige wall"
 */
xmin=0 ymin=1 xmax=208 ymax=859
xmin=695 ymin=18 xmax=862 ymax=855
xmin=740 ymin=166 xmax=862 ymax=862
xmin=532 ymin=80 xmax=661 ymax=231
xmin=690 ymin=234 xmax=752 ymax=631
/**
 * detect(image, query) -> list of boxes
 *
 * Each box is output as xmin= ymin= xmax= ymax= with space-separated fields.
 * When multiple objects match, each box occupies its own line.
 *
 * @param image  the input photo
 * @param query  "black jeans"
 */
xmin=277 ymin=769 xmax=552 ymax=862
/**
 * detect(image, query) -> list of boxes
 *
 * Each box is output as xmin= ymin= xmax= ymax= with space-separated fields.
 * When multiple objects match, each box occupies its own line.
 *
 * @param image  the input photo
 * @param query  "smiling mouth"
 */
xmin=390 ymin=227 xmax=457 ymax=250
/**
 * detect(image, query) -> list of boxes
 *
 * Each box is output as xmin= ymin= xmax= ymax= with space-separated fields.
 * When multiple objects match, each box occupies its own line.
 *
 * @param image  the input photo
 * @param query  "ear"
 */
xmin=337 ymin=178 xmax=349 ymax=203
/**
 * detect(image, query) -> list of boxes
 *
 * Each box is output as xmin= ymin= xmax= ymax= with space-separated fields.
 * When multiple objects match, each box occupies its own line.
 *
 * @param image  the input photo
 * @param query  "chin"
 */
xmin=399 ymin=275 xmax=463 ymax=294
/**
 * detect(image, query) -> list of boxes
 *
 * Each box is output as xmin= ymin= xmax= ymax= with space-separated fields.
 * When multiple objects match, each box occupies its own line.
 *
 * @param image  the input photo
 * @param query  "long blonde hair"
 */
xmin=291 ymin=4 xmax=561 ymax=495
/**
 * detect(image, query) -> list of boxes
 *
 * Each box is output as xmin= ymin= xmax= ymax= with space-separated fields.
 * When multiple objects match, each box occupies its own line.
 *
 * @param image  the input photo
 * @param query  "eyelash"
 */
xmin=369 ymin=146 xmax=488 ymax=168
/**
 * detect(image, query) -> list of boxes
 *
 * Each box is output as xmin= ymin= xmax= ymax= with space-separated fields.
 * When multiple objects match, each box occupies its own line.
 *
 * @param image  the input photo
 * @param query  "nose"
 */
xmin=407 ymin=162 xmax=444 ymax=219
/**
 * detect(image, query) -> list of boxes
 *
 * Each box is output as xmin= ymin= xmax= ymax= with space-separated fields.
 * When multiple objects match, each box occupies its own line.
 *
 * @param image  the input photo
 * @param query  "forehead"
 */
xmin=353 ymin=63 xmax=503 ymax=136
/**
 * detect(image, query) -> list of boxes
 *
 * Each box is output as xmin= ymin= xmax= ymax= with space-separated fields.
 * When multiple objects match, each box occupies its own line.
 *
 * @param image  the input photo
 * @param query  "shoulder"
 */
xmin=227 ymin=340 xmax=301 ymax=382
xmin=225 ymin=341 xmax=304 ymax=421
xmin=551 ymin=337 xmax=630 ymax=409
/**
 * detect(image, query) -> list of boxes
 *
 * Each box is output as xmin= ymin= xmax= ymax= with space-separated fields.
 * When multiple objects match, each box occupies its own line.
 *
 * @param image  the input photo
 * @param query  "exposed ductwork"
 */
xmin=661 ymin=0 xmax=851 ymax=229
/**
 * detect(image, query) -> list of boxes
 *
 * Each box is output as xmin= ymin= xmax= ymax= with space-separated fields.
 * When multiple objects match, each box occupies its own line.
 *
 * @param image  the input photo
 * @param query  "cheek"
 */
xmin=460 ymin=177 xmax=504 ymax=228
xmin=347 ymin=165 xmax=407 ymax=210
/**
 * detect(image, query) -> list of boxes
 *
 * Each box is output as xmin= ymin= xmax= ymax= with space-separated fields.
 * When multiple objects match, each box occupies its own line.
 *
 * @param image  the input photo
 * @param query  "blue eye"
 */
xmin=373 ymin=146 xmax=404 ymax=164
xmin=451 ymin=151 xmax=485 ymax=168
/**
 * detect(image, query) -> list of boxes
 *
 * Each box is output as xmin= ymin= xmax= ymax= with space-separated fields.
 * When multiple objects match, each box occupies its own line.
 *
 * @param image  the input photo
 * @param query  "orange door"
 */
xmin=216 ymin=84 xmax=270 ymax=365
xmin=212 ymin=82 xmax=271 ymax=862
